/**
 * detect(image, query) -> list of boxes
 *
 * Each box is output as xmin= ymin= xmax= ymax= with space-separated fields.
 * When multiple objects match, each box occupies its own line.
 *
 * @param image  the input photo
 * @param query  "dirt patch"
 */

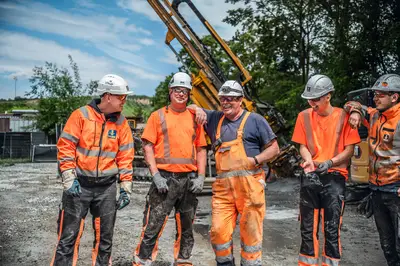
xmin=0 ymin=163 xmax=386 ymax=265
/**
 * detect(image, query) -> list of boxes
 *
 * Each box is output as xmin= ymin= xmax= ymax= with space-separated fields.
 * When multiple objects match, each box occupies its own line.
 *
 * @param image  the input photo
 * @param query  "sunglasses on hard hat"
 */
xmin=172 ymin=87 xmax=189 ymax=95
xmin=373 ymin=91 xmax=393 ymax=98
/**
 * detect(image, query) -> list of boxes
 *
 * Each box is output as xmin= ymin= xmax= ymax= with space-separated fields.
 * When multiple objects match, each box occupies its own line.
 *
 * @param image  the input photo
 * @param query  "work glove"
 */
xmin=62 ymin=169 xmax=82 ymax=197
xmin=302 ymin=172 xmax=323 ymax=191
xmin=357 ymin=192 xmax=373 ymax=218
xmin=116 ymin=181 xmax=132 ymax=210
xmin=315 ymin=160 xmax=333 ymax=175
xmin=190 ymin=174 xmax=205 ymax=193
xmin=153 ymin=172 xmax=168 ymax=193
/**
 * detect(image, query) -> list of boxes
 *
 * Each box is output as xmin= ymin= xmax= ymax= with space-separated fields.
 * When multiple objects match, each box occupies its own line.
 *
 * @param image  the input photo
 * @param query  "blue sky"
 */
xmin=0 ymin=0 xmax=243 ymax=99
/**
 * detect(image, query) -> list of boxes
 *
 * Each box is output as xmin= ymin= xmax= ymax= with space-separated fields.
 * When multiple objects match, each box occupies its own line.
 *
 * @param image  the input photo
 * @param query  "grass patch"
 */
xmin=0 ymin=158 xmax=31 ymax=166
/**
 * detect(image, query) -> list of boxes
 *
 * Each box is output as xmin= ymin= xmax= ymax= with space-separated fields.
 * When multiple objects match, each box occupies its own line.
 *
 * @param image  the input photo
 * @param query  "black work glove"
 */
xmin=302 ymin=172 xmax=323 ymax=190
xmin=357 ymin=192 xmax=373 ymax=218
xmin=116 ymin=189 xmax=130 ymax=210
xmin=116 ymin=181 xmax=132 ymax=210
xmin=315 ymin=160 xmax=333 ymax=175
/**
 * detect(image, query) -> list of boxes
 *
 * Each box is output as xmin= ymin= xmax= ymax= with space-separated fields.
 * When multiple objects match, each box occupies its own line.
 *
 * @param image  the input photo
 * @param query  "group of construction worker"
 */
xmin=50 ymin=70 xmax=400 ymax=266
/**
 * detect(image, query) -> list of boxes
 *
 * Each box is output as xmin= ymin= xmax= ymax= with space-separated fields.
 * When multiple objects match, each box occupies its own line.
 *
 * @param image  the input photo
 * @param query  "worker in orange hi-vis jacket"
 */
xmin=133 ymin=72 xmax=207 ymax=266
xmin=292 ymin=74 xmax=360 ymax=266
xmin=344 ymin=74 xmax=400 ymax=266
xmin=50 ymin=74 xmax=134 ymax=266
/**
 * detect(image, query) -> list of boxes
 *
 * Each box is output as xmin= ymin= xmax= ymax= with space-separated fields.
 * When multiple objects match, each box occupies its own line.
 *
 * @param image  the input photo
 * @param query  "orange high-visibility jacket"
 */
xmin=57 ymin=100 xmax=134 ymax=185
xmin=366 ymin=103 xmax=400 ymax=186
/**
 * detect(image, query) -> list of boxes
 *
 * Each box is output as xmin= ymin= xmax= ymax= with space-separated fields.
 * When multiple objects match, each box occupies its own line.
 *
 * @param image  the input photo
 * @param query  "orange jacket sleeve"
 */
xmin=116 ymin=118 xmax=134 ymax=182
xmin=291 ymin=113 xmax=307 ymax=145
xmin=57 ymin=109 xmax=83 ymax=173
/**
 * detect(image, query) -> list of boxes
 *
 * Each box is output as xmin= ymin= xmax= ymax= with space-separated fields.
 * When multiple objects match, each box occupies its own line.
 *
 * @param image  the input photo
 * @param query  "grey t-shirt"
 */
xmin=204 ymin=110 xmax=277 ymax=157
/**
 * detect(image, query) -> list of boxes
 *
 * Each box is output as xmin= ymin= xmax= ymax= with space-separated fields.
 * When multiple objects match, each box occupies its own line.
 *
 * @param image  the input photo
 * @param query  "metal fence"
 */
xmin=0 ymin=132 xmax=47 ymax=159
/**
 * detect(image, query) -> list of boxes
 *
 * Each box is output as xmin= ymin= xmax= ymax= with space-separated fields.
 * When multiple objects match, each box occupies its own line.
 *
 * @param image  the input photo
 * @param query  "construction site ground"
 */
xmin=0 ymin=163 xmax=387 ymax=265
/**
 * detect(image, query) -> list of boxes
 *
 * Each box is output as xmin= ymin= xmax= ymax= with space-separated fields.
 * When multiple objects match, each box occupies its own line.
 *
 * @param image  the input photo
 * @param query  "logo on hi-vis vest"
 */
xmin=383 ymin=134 xmax=390 ymax=142
xmin=108 ymin=129 xmax=117 ymax=139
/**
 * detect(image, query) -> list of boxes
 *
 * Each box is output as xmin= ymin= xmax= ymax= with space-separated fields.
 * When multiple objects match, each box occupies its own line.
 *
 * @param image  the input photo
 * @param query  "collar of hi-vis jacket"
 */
xmin=89 ymin=99 xmax=121 ymax=122
xmin=379 ymin=102 xmax=400 ymax=119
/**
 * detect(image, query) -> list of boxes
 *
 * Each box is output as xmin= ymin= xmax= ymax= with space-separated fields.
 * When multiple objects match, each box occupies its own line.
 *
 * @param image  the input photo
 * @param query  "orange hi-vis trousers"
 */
xmin=211 ymin=112 xmax=266 ymax=266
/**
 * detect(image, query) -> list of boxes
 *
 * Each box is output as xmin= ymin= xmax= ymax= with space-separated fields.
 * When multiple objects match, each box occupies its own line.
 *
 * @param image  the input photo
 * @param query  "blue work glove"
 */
xmin=116 ymin=181 xmax=132 ymax=210
xmin=315 ymin=160 xmax=333 ymax=175
xmin=62 ymin=169 xmax=82 ymax=197
xmin=190 ymin=174 xmax=205 ymax=193
xmin=153 ymin=172 xmax=168 ymax=193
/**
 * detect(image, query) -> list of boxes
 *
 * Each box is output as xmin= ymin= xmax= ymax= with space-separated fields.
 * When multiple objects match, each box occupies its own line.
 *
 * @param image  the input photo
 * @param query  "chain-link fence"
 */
xmin=0 ymin=132 xmax=47 ymax=160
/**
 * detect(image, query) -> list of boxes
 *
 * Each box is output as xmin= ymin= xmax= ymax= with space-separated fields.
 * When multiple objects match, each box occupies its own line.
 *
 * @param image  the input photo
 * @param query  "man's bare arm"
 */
xmin=196 ymin=146 xmax=207 ymax=176
xmin=331 ymin=145 xmax=355 ymax=167
xmin=300 ymin=144 xmax=315 ymax=172
xmin=253 ymin=139 xmax=280 ymax=164
xmin=187 ymin=104 xmax=207 ymax=125
xmin=142 ymin=140 xmax=158 ymax=175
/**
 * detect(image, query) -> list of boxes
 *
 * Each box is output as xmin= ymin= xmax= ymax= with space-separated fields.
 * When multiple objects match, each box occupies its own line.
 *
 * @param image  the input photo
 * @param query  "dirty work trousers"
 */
xmin=210 ymin=172 xmax=266 ymax=266
xmin=298 ymin=172 xmax=345 ymax=266
xmin=51 ymin=182 xmax=117 ymax=266
xmin=372 ymin=190 xmax=400 ymax=266
xmin=133 ymin=171 xmax=198 ymax=266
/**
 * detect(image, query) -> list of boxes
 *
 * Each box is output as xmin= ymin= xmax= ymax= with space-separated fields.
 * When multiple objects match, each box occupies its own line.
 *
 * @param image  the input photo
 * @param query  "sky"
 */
xmin=0 ymin=0 xmax=244 ymax=99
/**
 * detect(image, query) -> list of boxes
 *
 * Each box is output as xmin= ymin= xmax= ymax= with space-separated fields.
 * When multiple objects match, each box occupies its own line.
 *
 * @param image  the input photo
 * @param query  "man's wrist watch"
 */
xmin=253 ymin=156 xmax=260 ymax=166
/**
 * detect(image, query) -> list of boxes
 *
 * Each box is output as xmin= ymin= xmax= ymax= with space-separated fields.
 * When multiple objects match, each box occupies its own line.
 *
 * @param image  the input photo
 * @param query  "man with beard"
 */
xmin=292 ymin=74 xmax=360 ymax=266
xmin=344 ymin=74 xmax=400 ymax=266
xmin=133 ymin=72 xmax=207 ymax=266
xmin=190 ymin=80 xmax=280 ymax=266
xmin=51 ymin=74 xmax=134 ymax=266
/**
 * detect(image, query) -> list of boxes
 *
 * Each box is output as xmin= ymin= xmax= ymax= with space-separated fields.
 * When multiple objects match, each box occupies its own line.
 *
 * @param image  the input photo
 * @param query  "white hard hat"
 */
xmin=302 ymin=74 xmax=334 ymax=99
xmin=218 ymin=80 xmax=244 ymax=97
xmin=97 ymin=74 xmax=133 ymax=96
xmin=168 ymin=72 xmax=192 ymax=90
xmin=371 ymin=74 xmax=400 ymax=92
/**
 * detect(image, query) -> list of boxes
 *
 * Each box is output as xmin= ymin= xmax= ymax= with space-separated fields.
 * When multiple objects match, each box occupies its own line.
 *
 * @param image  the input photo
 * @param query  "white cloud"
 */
xmin=116 ymin=0 xmax=244 ymax=39
xmin=75 ymin=0 xmax=99 ymax=9
xmin=0 ymin=31 xmax=112 ymax=84
xmin=117 ymin=0 xmax=160 ymax=21
xmin=0 ymin=0 xmax=151 ymax=66
xmin=159 ymin=49 xmax=181 ymax=67
xmin=139 ymin=38 xmax=156 ymax=46
xmin=120 ymin=65 xmax=164 ymax=81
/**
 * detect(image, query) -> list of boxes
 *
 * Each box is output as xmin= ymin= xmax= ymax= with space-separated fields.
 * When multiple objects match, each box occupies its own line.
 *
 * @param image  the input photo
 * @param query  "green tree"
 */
xmin=26 ymin=55 xmax=90 ymax=135
xmin=152 ymin=74 xmax=173 ymax=111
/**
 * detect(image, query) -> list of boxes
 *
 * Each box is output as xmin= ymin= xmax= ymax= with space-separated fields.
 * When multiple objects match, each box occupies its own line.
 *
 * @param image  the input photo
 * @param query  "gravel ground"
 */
xmin=0 ymin=163 xmax=387 ymax=265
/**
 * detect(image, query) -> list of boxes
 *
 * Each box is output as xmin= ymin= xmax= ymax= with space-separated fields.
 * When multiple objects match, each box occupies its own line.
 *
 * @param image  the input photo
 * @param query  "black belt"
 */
xmin=159 ymin=170 xmax=196 ymax=179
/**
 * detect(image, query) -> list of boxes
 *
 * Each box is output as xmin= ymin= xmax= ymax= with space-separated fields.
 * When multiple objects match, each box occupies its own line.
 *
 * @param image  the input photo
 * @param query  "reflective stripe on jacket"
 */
xmin=57 ymin=100 xmax=134 ymax=184
xmin=367 ymin=103 xmax=400 ymax=187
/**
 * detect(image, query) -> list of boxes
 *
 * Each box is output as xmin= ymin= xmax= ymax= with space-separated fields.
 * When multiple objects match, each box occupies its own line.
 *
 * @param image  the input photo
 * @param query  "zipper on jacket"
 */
xmin=373 ymin=114 xmax=387 ymax=185
xmin=96 ymin=120 xmax=106 ymax=179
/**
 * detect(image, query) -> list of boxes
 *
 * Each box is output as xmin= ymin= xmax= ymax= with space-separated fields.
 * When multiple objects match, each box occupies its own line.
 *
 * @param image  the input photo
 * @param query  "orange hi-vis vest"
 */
xmin=141 ymin=107 xmax=207 ymax=173
xmin=367 ymin=103 xmax=400 ymax=187
xmin=292 ymin=107 xmax=361 ymax=178
xmin=57 ymin=103 xmax=134 ymax=185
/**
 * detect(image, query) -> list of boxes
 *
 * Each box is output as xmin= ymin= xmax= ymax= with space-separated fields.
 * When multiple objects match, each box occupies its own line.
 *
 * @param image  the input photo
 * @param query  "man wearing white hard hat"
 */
xmin=51 ymin=74 xmax=134 ymax=266
xmin=292 ymin=74 xmax=360 ymax=266
xmin=133 ymin=72 xmax=207 ymax=266
xmin=190 ymin=80 xmax=280 ymax=266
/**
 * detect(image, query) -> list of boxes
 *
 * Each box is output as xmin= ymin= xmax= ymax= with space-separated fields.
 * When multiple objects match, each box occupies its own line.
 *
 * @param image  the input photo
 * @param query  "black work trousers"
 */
xmin=298 ymin=172 xmax=345 ymax=266
xmin=51 ymin=182 xmax=117 ymax=266
xmin=134 ymin=171 xmax=198 ymax=266
xmin=372 ymin=190 xmax=400 ymax=266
